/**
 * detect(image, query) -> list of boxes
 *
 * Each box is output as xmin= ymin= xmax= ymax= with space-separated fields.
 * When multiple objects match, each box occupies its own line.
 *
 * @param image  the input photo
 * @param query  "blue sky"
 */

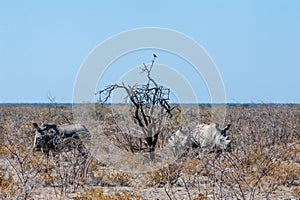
xmin=0 ymin=1 xmax=299 ymax=103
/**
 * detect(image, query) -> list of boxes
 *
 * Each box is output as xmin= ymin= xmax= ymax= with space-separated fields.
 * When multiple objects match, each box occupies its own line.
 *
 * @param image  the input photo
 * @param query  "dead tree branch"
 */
xmin=96 ymin=55 xmax=178 ymax=159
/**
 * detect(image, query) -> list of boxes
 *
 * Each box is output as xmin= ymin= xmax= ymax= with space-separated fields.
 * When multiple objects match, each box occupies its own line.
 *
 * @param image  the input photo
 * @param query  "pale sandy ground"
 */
xmin=31 ymin=185 xmax=299 ymax=200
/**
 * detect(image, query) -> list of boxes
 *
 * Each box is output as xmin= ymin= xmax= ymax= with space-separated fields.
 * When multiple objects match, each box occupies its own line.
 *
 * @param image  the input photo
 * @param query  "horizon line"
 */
xmin=0 ymin=102 xmax=299 ymax=106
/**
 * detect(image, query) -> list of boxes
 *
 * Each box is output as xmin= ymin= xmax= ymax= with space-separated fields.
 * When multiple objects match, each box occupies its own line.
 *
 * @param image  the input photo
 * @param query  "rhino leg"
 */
xmin=42 ymin=149 xmax=50 ymax=157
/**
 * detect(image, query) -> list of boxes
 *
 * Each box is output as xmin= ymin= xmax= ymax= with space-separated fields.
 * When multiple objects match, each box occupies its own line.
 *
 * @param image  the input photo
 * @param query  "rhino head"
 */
xmin=32 ymin=123 xmax=58 ymax=152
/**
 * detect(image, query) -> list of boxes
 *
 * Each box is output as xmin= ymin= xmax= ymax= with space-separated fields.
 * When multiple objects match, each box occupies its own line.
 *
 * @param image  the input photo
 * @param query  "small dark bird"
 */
xmin=153 ymin=54 xmax=157 ymax=58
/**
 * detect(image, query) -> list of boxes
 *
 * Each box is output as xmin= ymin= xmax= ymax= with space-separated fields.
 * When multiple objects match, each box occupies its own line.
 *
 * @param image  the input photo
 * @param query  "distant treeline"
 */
xmin=0 ymin=103 xmax=299 ymax=107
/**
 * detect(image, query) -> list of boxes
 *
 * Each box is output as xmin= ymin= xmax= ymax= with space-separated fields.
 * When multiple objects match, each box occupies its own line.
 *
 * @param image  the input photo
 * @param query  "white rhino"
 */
xmin=191 ymin=123 xmax=231 ymax=154
xmin=169 ymin=123 xmax=231 ymax=157
xmin=168 ymin=129 xmax=192 ymax=157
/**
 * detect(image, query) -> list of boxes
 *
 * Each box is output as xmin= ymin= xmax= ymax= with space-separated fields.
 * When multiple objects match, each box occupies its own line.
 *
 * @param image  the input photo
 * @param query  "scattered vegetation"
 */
xmin=0 ymin=104 xmax=299 ymax=199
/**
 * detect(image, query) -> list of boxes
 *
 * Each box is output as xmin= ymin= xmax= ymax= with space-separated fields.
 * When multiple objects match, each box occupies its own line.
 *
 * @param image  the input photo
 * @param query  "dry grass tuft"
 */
xmin=73 ymin=188 xmax=141 ymax=200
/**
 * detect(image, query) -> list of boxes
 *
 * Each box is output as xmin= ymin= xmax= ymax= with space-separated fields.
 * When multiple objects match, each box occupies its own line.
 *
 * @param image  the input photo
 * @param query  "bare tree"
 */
xmin=96 ymin=55 xmax=177 ymax=160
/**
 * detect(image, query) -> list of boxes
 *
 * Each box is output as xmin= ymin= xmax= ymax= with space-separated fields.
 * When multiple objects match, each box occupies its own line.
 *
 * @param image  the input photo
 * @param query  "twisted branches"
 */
xmin=95 ymin=55 xmax=177 ymax=155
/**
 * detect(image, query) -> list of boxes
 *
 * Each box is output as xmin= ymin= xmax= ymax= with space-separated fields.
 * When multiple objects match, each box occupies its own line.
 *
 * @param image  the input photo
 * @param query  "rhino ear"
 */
xmin=33 ymin=123 xmax=41 ymax=131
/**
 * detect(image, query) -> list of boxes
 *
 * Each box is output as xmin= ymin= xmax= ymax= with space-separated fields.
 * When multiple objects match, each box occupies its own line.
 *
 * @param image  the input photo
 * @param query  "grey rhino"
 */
xmin=33 ymin=123 xmax=90 ymax=157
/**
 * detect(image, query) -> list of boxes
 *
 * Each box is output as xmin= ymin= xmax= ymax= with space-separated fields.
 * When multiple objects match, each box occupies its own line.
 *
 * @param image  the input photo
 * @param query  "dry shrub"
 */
xmin=0 ymin=170 xmax=15 ymax=199
xmin=73 ymin=104 xmax=111 ymax=122
xmin=292 ymin=187 xmax=300 ymax=197
xmin=73 ymin=188 xmax=141 ymax=200
xmin=145 ymin=163 xmax=180 ymax=186
xmin=95 ymin=171 xmax=131 ymax=187
xmin=0 ymin=138 xmax=41 ymax=199
xmin=196 ymin=193 xmax=206 ymax=200
xmin=268 ymin=161 xmax=300 ymax=187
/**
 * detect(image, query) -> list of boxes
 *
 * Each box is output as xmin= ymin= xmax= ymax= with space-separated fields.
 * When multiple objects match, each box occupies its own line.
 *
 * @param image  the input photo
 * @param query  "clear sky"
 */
xmin=0 ymin=1 xmax=299 ymax=103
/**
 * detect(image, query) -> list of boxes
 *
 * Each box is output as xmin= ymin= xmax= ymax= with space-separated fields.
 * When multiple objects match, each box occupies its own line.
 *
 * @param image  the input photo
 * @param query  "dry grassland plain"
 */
xmin=0 ymin=104 xmax=299 ymax=199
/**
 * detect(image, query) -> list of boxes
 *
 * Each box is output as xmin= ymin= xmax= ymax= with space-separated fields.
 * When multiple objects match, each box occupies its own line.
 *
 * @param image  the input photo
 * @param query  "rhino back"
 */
xmin=57 ymin=124 xmax=89 ymax=137
xmin=191 ymin=123 xmax=219 ymax=149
